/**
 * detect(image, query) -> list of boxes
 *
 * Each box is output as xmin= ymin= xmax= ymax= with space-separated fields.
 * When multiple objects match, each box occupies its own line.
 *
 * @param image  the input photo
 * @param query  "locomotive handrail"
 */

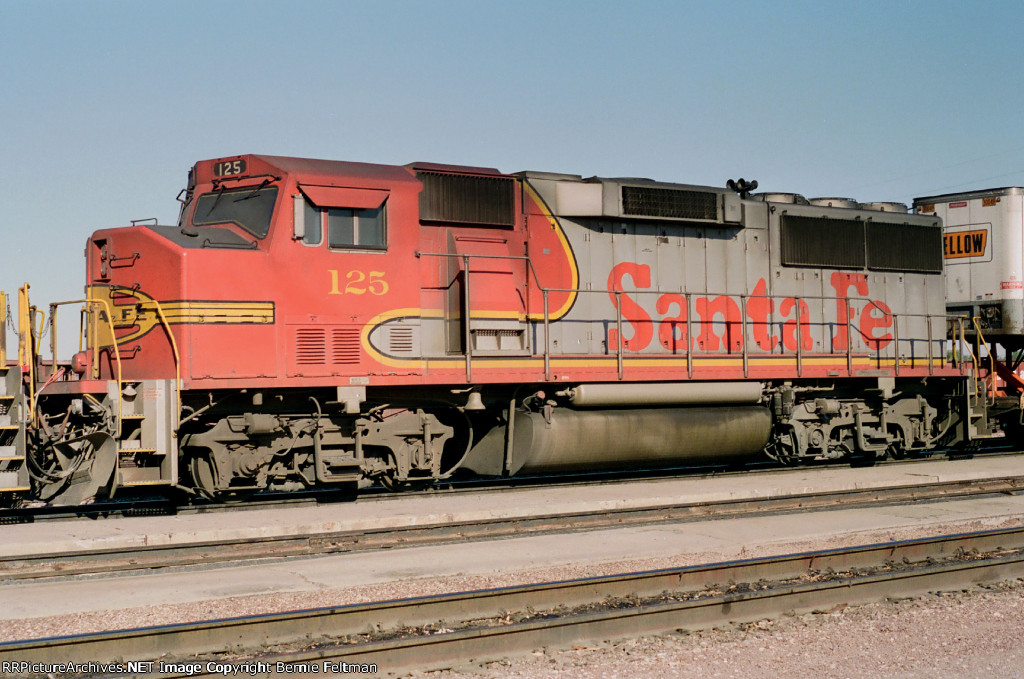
xmin=946 ymin=315 xmax=985 ymax=378
xmin=148 ymin=297 xmax=183 ymax=428
xmin=416 ymin=250 xmax=548 ymax=291
xmin=18 ymin=286 xmax=36 ymax=420
xmin=416 ymin=250 xmax=950 ymax=381
xmin=0 ymin=291 xmax=6 ymax=366
xmin=949 ymin=316 xmax=972 ymax=373
xmin=531 ymin=287 xmax=944 ymax=377
xmin=46 ymin=298 xmax=124 ymax=438
xmin=463 ymin=254 xmax=472 ymax=382
xmin=971 ymin=317 xmax=997 ymax=404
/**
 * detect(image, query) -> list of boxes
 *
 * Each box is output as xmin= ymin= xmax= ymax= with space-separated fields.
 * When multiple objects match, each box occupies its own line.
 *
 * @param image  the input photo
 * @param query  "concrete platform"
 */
xmin=1 ymin=456 xmax=1024 ymax=622
xmin=3 ymin=491 xmax=1024 ymax=620
xmin=2 ymin=454 xmax=1023 ymax=559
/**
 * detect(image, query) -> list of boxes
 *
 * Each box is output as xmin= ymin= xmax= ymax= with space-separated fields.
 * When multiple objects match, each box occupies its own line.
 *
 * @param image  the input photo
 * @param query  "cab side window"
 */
xmin=302 ymin=198 xmax=322 ymax=245
xmin=327 ymin=206 xmax=386 ymax=249
xmin=297 ymin=196 xmax=386 ymax=250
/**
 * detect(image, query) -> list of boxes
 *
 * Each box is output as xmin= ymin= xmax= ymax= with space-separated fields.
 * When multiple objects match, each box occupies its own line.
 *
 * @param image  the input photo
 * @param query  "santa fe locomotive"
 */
xmin=0 ymin=154 xmax=1007 ymax=505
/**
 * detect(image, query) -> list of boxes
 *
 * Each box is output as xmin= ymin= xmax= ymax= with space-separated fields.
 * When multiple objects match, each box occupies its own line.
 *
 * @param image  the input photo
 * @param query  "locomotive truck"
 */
xmin=0 ymin=155 xmax=998 ymax=505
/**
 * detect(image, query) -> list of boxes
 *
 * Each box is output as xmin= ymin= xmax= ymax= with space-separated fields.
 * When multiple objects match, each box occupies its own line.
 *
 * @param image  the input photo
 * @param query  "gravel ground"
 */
xmin=415 ymin=581 xmax=1024 ymax=679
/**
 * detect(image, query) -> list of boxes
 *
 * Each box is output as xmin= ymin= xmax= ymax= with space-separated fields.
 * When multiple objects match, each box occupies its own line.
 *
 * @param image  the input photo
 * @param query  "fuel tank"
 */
xmin=460 ymin=406 xmax=772 ymax=476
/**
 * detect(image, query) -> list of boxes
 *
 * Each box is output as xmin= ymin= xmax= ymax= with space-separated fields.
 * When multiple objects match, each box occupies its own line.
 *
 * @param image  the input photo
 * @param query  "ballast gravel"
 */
xmin=416 ymin=580 xmax=1024 ymax=679
xmin=1 ymin=516 xmax=1017 ymax=642
xmin=3 ymin=516 xmax=1024 ymax=679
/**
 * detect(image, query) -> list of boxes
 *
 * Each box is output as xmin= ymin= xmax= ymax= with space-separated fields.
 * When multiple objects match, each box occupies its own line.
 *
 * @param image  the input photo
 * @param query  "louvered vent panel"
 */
xmin=781 ymin=215 xmax=866 ymax=269
xmin=389 ymin=327 xmax=414 ymax=354
xmin=295 ymin=328 xmax=327 ymax=365
xmin=621 ymin=186 xmax=719 ymax=221
xmin=417 ymin=171 xmax=515 ymax=226
xmin=332 ymin=328 xmax=361 ymax=365
xmin=866 ymin=222 xmax=943 ymax=273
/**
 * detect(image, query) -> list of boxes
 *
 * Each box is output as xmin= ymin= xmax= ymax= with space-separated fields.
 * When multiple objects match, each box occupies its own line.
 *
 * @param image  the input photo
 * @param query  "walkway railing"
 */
xmin=418 ymin=251 xmax=961 ymax=382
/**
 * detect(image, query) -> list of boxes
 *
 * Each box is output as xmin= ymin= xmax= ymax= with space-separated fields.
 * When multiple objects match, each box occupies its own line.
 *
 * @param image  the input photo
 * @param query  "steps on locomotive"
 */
xmin=0 ymin=365 xmax=29 ymax=494
xmin=113 ymin=380 xmax=177 ymax=489
xmin=967 ymin=371 xmax=998 ymax=440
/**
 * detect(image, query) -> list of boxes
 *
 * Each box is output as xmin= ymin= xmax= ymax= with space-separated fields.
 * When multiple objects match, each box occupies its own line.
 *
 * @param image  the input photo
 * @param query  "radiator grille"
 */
xmin=866 ymin=222 xmax=943 ymax=273
xmin=417 ymin=171 xmax=515 ymax=226
xmin=295 ymin=328 xmax=327 ymax=365
xmin=781 ymin=215 xmax=942 ymax=274
xmin=621 ymin=186 xmax=719 ymax=221
xmin=331 ymin=328 xmax=361 ymax=365
xmin=781 ymin=215 xmax=866 ymax=269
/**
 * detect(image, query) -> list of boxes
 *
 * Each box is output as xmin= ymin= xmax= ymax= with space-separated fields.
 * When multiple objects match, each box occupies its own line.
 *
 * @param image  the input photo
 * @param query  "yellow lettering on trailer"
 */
xmin=943 ymin=229 xmax=988 ymax=259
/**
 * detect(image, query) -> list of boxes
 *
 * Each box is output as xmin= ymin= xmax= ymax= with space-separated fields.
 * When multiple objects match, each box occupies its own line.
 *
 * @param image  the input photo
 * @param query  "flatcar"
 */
xmin=0 ymin=155 xmax=994 ymax=505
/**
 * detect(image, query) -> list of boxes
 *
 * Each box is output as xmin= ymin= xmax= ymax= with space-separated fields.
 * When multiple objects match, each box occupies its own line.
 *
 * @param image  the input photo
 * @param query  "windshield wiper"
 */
xmin=207 ymin=183 xmax=228 ymax=211
xmin=233 ymin=177 xmax=276 ymax=202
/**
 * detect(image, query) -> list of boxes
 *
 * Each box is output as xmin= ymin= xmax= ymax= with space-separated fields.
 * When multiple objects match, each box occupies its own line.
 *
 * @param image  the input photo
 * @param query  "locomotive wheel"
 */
xmin=187 ymin=449 xmax=258 ymax=502
xmin=34 ymin=432 xmax=118 ymax=506
xmin=885 ymin=430 xmax=908 ymax=459
xmin=188 ymin=449 xmax=220 ymax=501
xmin=376 ymin=451 xmax=433 ymax=492
xmin=766 ymin=427 xmax=800 ymax=466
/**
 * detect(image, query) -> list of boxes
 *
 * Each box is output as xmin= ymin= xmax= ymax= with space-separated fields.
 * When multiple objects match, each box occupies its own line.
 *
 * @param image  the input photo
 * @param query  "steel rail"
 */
xmin=2 ymin=474 xmax=1024 ymax=581
xmin=3 ymin=527 xmax=1024 ymax=677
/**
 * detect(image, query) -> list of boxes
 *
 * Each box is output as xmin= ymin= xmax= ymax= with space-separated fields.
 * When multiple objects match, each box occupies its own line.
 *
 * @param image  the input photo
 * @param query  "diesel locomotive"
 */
xmin=0 ymin=154 xmax=1005 ymax=505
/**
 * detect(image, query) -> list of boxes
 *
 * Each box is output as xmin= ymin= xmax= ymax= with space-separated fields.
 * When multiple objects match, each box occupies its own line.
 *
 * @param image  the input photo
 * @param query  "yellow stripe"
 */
xmin=160 ymin=312 xmax=273 ymax=323
xmin=161 ymin=302 xmax=274 ymax=312
xmin=90 ymin=284 xmax=277 ymax=346
xmin=522 ymin=181 xmax=579 ymax=321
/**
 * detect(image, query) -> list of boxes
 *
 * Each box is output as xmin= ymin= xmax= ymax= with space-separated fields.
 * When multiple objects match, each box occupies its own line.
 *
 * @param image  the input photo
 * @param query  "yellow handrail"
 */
xmin=47 ymin=298 xmax=124 ymax=438
xmin=971 ymin=317 xmax=997 ymax=402
xmin=18 ymin=285 xmax=34 ymax=418
xmin=52 ymin=292 xmax=181 ymax=439
xmin=148 ymin=298 xmax=182 ymax=423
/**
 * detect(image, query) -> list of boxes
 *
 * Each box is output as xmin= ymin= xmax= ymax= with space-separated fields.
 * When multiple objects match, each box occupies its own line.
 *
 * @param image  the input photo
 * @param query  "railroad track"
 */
xmin=2 ymin=472 xmax=1023 ymax=582
xmin=3 ymin=526 xmax=1023 ymax=678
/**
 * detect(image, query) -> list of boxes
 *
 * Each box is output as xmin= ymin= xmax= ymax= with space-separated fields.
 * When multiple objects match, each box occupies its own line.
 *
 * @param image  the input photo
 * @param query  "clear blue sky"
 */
xmin=2 ymin=0 xmax=1023 ymax=356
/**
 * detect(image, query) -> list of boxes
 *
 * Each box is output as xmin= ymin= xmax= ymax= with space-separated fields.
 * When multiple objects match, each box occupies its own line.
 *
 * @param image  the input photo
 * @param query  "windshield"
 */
xmin=191 ymin=185 xmax=279 ymax=238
